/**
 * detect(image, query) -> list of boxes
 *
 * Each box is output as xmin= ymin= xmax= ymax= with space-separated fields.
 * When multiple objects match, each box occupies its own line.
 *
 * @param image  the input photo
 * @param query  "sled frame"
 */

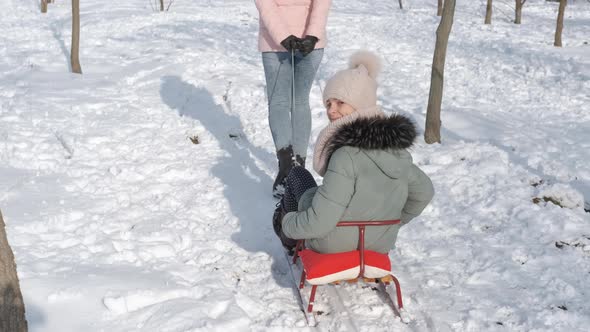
xmin=292 ymin=220 xmax=404 ymax=314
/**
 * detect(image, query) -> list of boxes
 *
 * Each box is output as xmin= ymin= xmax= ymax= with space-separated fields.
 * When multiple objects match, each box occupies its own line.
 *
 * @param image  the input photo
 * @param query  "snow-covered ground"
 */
xmin=1 ymin=0 xmax=589 ymax=331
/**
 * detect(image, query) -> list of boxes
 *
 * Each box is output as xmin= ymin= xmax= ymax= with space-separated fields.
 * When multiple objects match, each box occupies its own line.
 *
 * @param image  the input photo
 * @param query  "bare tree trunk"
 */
xmin=554 ymin=0 xmax=566 ymax=47
xmin=71 ymin=0 xmax=82 ymax=74
xmin=399 ymin=0 xmax=403 ymax=10
xmin=425 ymin=0 xmax=455 ymax=144
xmin=0 ymin=210 xmax=28 ymax=332
xmin=437 ymin=0 xmax=443 ymax=16
xmin=160 ymin=0 xmax=165 ymax=11
xmin=515 ymin=0 xmax=526 ymax=24
xmin=485 ymin=0 xmax=493 ymax=24
xmin=41 ymin=0 xmax=47 ymax=13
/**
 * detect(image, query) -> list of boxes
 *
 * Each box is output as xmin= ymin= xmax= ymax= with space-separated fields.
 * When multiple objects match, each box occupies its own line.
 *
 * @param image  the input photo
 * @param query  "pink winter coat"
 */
xmin=255 ymin=0 xmax=332 ymax=52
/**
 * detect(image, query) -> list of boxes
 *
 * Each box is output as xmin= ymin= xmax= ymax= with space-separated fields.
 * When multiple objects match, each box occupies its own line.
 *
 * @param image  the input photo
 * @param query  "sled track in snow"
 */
xmin=284 ymin=250 xmax=361 ymax=331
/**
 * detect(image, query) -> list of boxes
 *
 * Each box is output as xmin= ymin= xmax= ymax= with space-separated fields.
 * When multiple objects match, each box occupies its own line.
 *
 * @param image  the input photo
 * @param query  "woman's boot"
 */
xmin=294 ymin=154 xmax=306 ymax=168
xmin=272 ymin=146 xmax=294 ymax=198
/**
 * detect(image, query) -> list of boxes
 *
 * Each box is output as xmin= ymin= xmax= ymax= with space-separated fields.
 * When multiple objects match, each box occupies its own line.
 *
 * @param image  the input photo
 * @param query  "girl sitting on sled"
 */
xmin=273 ymin=51 xmax=434 ymax=254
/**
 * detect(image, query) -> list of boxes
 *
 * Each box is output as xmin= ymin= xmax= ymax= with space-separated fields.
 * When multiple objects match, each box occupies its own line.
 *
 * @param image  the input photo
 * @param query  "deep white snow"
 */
xmin=1 ymin=0 xmax=589 ymax=331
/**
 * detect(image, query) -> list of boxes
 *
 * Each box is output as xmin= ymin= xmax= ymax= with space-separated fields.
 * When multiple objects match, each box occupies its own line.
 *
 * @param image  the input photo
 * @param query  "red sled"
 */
xmin=291 ymin=220 xmax=404 ymax=315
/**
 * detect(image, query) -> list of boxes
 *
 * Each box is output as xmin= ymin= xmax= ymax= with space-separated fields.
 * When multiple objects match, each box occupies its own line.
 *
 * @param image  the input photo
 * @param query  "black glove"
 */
xmin=299 ymin=35 xmax=319 ymax=56
xmin=280 ymin=35 xmax=301 ymax=52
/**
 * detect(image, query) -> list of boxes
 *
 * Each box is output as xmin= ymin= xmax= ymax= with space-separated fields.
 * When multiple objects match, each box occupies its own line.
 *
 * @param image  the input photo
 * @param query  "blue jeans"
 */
xmin=261 ymin=49 xmax=324 ymax=158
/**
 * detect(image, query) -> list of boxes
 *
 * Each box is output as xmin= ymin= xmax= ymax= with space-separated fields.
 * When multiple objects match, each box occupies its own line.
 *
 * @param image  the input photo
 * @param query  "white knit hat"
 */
xmin=314 ymin=51 xmax=385 ymax=176
xmin=322 ymin=51 xmax=381 ymax=111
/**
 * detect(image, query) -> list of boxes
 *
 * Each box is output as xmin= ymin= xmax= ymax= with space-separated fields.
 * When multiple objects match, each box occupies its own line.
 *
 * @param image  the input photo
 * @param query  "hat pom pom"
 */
xmin=349 ymin=51 xmax=381 ymax=79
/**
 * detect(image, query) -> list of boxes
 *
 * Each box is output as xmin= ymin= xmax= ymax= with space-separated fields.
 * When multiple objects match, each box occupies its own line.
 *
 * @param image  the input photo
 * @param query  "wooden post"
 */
xmin=485 ymin=0 xmax=492 ymax=24
xmin=41 ymin=0 xmax=47 ymax=13
xmin=554 ymin=0 xmax=566 ymax=47
xmin=0 ymin=210 xmax=28 ymax=332
xmin=160 ymin=0 xmax=165 ymax=11
xmin=399 ymin=0 xmax=403 ymax=10
xmin=425 ymin=0 xmax=456 ymax=144
xmin=71 ymin=0 xmax=82 ymax=74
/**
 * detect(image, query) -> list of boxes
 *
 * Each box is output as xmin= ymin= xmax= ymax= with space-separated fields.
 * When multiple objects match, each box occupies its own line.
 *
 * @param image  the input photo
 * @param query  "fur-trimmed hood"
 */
xmin=325 ymin=114 xmax=416 ymax=153
xmin=313 ymin=113 xmax=417 ymax=177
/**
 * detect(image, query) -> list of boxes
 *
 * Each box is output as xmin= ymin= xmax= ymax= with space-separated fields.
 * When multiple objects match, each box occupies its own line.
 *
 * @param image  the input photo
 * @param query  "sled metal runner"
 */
xmin=283 ymin=249 xmax=318 ymax=326
xmin=290 ymin=220 xmax=404 ymax=322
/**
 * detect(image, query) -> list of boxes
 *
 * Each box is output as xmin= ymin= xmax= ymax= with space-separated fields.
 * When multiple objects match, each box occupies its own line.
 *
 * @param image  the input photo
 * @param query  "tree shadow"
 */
xmin=24 ymin=299 xmax=46 ymax=332
xmin=159 ymin=75 xmax=292 ymax=287
xmin=47 ymin=18 xmax=71 ymax=73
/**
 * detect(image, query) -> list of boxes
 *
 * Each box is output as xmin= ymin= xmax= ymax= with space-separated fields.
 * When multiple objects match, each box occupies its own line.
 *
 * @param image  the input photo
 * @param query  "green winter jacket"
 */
xmin=281 ymin=115 xmax=434 ymax=254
